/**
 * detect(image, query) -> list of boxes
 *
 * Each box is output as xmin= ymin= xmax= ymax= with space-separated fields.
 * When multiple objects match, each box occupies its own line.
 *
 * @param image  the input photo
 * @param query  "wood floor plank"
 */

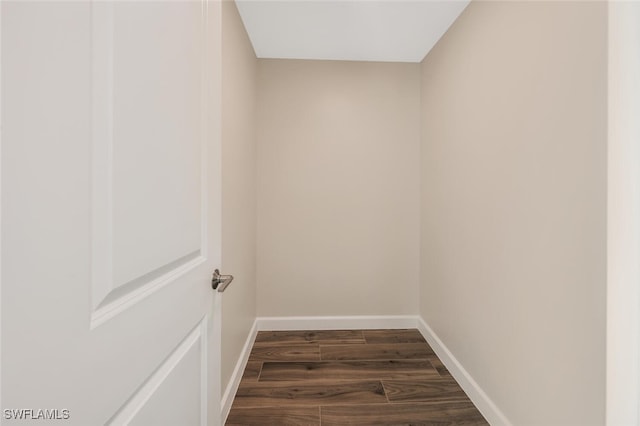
xmin=250 ymin=344 xmax=320 ymax=361
xmin=320 ymin=402 xmax=489 ymax=425
xmin=321 ymin=342 xmax=434 ymax=360
xmin=232 ymin=380 xmax=387 ymax=408
xmin=228 ymin=329 xmax=487 ymax=425
xmin=382 ymin=378 xmax=471 ymax=403
xmin=259 ymin=360 xmax=439 ymax=381
xmin=240 ymin=361 xmax=263 ymax=383
xmin=254 ymin=330 xmax=365 ymax=346
xmin=363 ymin=329 xmax=427 ymax=344
xmin=428 ymin=354 xmax=452 ymax=377
xmin=226 ymin=406 xmax=320 ymax=425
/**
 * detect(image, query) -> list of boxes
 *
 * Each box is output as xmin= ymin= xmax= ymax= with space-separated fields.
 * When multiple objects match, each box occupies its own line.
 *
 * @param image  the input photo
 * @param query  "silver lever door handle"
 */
xmin=211 ymin=269 xmax=234 ymax=292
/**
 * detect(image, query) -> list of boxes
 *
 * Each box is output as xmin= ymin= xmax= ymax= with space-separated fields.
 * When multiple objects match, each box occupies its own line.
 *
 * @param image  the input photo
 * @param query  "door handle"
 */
xmin=211 ymin=269 xmax=234 ymax=292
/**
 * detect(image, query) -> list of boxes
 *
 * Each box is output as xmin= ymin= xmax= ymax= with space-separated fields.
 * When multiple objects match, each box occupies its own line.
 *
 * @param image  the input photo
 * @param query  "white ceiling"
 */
xmin=235 ymin=0 xmax=470 ymax=63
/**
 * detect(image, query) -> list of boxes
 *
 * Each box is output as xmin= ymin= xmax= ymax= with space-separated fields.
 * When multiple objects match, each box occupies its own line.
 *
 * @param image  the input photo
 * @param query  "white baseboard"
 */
xmin=256 ymin=315 xmax=419 ymax=331
xmin=221 ymin=319 xmax=258 ymax=424
xmin=417 ymin=317 xmax=512 ymax=426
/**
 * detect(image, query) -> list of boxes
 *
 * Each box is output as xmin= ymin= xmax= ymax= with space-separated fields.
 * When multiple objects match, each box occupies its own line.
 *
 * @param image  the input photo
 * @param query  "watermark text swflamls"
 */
xmin=3 ymin=409 xmax=70 ymax=420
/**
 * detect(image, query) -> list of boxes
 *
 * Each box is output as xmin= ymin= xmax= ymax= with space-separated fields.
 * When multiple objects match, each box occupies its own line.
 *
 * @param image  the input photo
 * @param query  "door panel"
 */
xmin=110 ymin=1 xmax=203 ymax=290
xmin=110 ymin=320 xmax=207 ymax=426
xmin=91 ymin=1 xmax=208 ymax=327
xmin=1 ymin=1 xmax=222 ymax=424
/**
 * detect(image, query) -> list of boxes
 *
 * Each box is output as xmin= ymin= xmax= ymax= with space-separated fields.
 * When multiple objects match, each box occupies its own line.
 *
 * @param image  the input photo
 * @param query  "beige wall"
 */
xmin=420 ymin=2 xmax=607 ymax=424
xmin=221 ymin=0 xmax=257 ymax=391
xmin=256 ymin=60 xmax=420 ymax=316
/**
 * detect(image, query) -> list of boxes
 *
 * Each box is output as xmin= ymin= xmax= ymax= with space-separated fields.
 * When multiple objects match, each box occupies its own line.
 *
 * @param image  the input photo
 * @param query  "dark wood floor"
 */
xmin=226 ymin=329 xmax=488 ymax=425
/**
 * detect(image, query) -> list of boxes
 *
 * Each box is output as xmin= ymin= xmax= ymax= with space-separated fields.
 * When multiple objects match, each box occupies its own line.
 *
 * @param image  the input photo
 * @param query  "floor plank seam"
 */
xmin=380 ymin=380 xmax=391 ymax=404
xmin=427 ymin=358 xmax=442 ymax=377
xmin=255 ymin=361 xmax=264 ymax=381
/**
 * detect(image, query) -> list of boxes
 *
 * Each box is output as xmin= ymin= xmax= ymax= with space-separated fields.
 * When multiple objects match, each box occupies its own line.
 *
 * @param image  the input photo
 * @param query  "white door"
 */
xmin=1 ymin=1 xmax=224 ymax=424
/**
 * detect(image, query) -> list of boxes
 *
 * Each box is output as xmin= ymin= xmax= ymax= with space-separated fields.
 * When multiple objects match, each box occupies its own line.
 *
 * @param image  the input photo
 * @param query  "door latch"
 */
xmin=211 ymin=269 xmax=234 ymax=292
